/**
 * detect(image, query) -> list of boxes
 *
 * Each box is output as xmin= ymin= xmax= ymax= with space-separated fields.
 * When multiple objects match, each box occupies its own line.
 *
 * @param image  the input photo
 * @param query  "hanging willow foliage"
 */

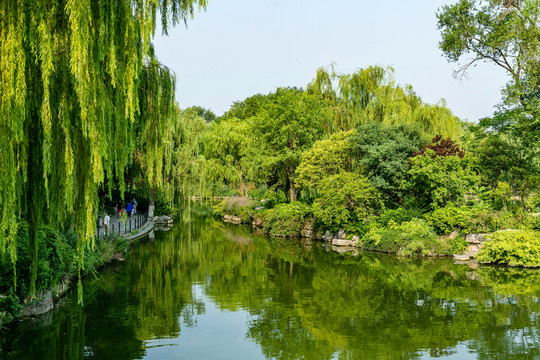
xmin=0 ymin=0 xmax=207 ymax=299
xmin=137 ymin=51 xmax=177 ymax=202
xmin=306 ymin=65 xmax=464 ymax=138
xmin=136 ymin=61 xmax=209 ymax=209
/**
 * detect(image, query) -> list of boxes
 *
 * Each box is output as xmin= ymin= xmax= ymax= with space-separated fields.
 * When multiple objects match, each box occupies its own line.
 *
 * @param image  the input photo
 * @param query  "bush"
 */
xmin=312 ymin=172 xmax=381 ymax=230
xmin=477 ymin=230 xmax=540 ymax=267
xmin=213 ymin=197 xmax=255 ymax=223
xmin=425 ymin=204 xmax=470 ymax=234
xmin=0 ymin=294 xmax=21 ymax=322
xmin=524 ymin=215 xmax=540 ymax=230
xmin=377 ymin=208 xmax=424 ymax=228
xmin=360 ymin=219 xmax=453 ymax=256
xmin=0 ymin=223 xmax=78 ymax=298
xmin=425 ymin=204 xmax=528 ymax=235
xmin=263 ymin=202 xmax=312 ymax=237
xmin=0 ymin=222 xmax=129 ymax=323
xmin=84 ymin=234 xmax=128 ymax=273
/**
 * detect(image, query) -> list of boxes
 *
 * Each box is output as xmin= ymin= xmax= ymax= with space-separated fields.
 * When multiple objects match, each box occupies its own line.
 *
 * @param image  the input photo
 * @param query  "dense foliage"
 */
xmin=209 ymin=60 xmax=538 ymax=265
xmin=478 ymin=230 xmax=540 ymax=267
xmin=312 ymin=173 xmax=380 ymax=230
xmin=0 ymin=0 xmax=207 ymax=299
xmin=263 ymin=202 xmax=312 ymax=237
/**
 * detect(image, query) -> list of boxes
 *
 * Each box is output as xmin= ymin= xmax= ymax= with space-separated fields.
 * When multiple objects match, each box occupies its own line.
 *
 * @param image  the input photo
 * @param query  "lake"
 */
xmin=1 ymin=206 xmax=540 ymax=359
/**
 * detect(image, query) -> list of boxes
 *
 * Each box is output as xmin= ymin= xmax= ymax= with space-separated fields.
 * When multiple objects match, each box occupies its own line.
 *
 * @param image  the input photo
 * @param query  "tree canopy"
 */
xmin=307 ymin=65 xmax=464 ymax=137
xmin=0 ymin=0 xmax=207 ymax=298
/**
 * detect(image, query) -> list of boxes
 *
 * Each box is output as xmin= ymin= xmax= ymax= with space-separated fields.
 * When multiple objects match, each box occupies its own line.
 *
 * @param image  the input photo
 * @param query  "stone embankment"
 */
xmin=11 ymin=215 xmax=165 ymax=322
xmin=222 ymin=212 xmax=497 ymax=263
xmin=151 ymin=215 xmax=174 ymax=231
xmin=224 ymin=215 xmax=243 ymax=224
xmin=321 ymin=229 xmax=360 ymax=256
xmin=453 ymin=234 xmax=488 ymax=261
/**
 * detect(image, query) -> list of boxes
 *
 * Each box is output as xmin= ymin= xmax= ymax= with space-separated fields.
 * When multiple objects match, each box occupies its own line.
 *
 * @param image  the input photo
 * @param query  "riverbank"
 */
xmin=0 ymin=216 xmax=162 ymax=329
xmin=216 ymin=197 xmax=540 ymax=268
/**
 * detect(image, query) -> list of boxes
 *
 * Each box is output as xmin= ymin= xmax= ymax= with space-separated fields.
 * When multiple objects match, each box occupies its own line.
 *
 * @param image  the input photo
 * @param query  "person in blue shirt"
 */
xmin=127 ymin=201 xmax=133 ymax=217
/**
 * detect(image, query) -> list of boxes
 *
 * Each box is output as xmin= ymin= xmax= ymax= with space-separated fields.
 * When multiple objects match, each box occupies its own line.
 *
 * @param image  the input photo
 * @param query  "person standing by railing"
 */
xmin=116 ymin=201 xmax=122 ymax=218
xmin=127 ymin=201 xmax=133 ymax=217
xmin=104 ymin=213 xmax=110 ymax=234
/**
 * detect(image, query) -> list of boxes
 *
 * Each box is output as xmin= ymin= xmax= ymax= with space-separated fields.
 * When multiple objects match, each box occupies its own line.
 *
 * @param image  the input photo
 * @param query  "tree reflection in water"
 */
xmin=2 ymin=206 xmax=540 ymax=359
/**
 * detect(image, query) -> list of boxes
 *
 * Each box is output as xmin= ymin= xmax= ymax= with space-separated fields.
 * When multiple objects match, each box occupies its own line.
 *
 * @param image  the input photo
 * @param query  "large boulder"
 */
xmin=301 ymin=218 xmax=314 ymax=238
xmin=22 ymin=291 xmax=53 ymax=317
xmin=331 ymin=235 xmax=360 ymax=247
xmin=332 ymin=239 xmax=354 ymax=246
xmin=224 ymin=215 xmax=242 ymax=224
xmin=153 ymin=215 xmax=173 ymax=225
xmin=322 ymin=231 xmax=333 ymax=242
xmin=465 ymin=233 xmax=488 ymax=244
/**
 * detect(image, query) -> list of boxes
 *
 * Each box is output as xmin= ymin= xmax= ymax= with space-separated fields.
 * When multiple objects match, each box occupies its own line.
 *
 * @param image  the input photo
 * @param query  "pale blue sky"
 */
xmin=153 ymin=0 xmax=509 ymax=122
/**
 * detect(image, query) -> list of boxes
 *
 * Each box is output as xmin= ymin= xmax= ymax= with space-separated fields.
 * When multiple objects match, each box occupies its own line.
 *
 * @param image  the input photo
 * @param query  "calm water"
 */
xmin=2 ymin=207 xmax=540 ymax=359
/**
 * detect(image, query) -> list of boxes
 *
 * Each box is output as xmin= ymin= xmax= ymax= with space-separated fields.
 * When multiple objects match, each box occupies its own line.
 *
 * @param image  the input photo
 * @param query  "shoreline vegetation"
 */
xmin=0 ymin=218 xmax=157 ymax=329
xmin=214 ymin=196 xmax=540 ymax=266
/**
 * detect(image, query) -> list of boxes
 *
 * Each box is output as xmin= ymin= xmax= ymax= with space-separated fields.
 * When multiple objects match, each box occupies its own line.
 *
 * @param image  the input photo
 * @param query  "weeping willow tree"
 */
xmin=173 ymin=108 xmax=209 ymax=203
xmin=0 ymin=0 xmax=207 ymax=299
xmin=136 ymin=51 xmax=178 ymax=216
xmin=135 ymin=62 xmax=211 ymax=214
xmin=306 ymin=65 xmax=463 ymax=138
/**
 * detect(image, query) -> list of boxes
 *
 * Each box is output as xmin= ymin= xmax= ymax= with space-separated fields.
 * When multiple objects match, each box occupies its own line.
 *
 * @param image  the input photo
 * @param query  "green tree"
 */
xmin=437 ymin=0 xmax=540 ymax=143
xmin=251 ymin=88 xmax=330 ymax=202
xmin=312 ymin=172 xmax=381 ymax=229
xmin=465 ymin=114 xmax=539 ymax=209
xmin=136 ymin=52 xmax=177 ymax=216
xmin=349 ymin=122 xmax=425 ymax=204
xmin=307 ymin=65 xmax=464 ymax=138
xmin=408 ymin=148 xmax=478 ymax=209
xmin=437 ymin=0 xmax=540 ymax=106
xmin=171 ymin=108 xmax=209 ymax=202
xmin=183 ymin=105 xmax=216 ymax=123
xmin=220 ymin=93 xmax=266 ymax=121
xmin=204 ymin=117 xmax=254 ymax=196
xmin=295 ymin=130 xmax=354 ymax=190
xmin=0 ymin=0 xmax=206 ymax=298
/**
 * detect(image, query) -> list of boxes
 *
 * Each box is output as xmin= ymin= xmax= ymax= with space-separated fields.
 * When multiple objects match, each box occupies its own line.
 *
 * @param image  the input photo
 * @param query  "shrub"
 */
xmin=0 ymin=223 xmax=78 ymax=298
xmin=264 ymin=202 xmax=312 ymax=237
xmin=425 ymin=204 xmax=470 ymax=234
xmin=213 ymin=197 xmax=255 ymax=223
xmin=425 ymin=204 xmax=526 ymax=235
xmin=524 ymin=215 xmax=540 ymax=230
xmin=377 ymin=208 xmax=424 ymax=228
xmin=83 ymin=234 xmax=129 ymax=273
xmin=477 ymin=230 xmax=540 ymax=267
xmin=312 ymin=172 xmax=381 ymax=230
xmin=462 ymin=207 xmax=505 ymax=233
xmin=360 ymin=219 xmax=451 ymax=256
xmin=248 ymin=184 xmax=270 ymax=201
xmin=0 ymin=294 xmax=21 ymax=322
xmin=408 ymin=148 xmax=478 ymax=209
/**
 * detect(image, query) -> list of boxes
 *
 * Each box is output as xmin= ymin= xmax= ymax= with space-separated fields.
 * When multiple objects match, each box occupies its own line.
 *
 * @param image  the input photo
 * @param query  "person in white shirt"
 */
xmin=104 ymin=213 xmax=110 ymax=234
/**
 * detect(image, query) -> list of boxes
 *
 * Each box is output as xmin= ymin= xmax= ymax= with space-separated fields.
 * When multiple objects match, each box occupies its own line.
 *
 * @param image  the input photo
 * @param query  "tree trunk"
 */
xmin=239 ymin=169 xmax=245 ymax=197
xmin=148 ymin=177 xmax=156 ymax=218
xmin=287 ymin=166 xmax=297 ymax=202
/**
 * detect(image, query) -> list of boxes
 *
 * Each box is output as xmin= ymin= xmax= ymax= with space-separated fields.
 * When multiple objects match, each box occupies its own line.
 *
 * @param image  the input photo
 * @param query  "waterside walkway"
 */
xmin=97 ymin=210 xmax=154 ymax=241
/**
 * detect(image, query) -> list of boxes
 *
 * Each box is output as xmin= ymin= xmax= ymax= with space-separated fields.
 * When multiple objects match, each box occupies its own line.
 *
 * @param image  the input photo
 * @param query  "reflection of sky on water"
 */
xmin=142 ymin=285 xmax=265 ymax=360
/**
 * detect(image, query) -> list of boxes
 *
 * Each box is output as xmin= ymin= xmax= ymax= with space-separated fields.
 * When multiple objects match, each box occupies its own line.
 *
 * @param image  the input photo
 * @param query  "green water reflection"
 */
xmin=2 ymin=207 xmax=540 ymax=359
